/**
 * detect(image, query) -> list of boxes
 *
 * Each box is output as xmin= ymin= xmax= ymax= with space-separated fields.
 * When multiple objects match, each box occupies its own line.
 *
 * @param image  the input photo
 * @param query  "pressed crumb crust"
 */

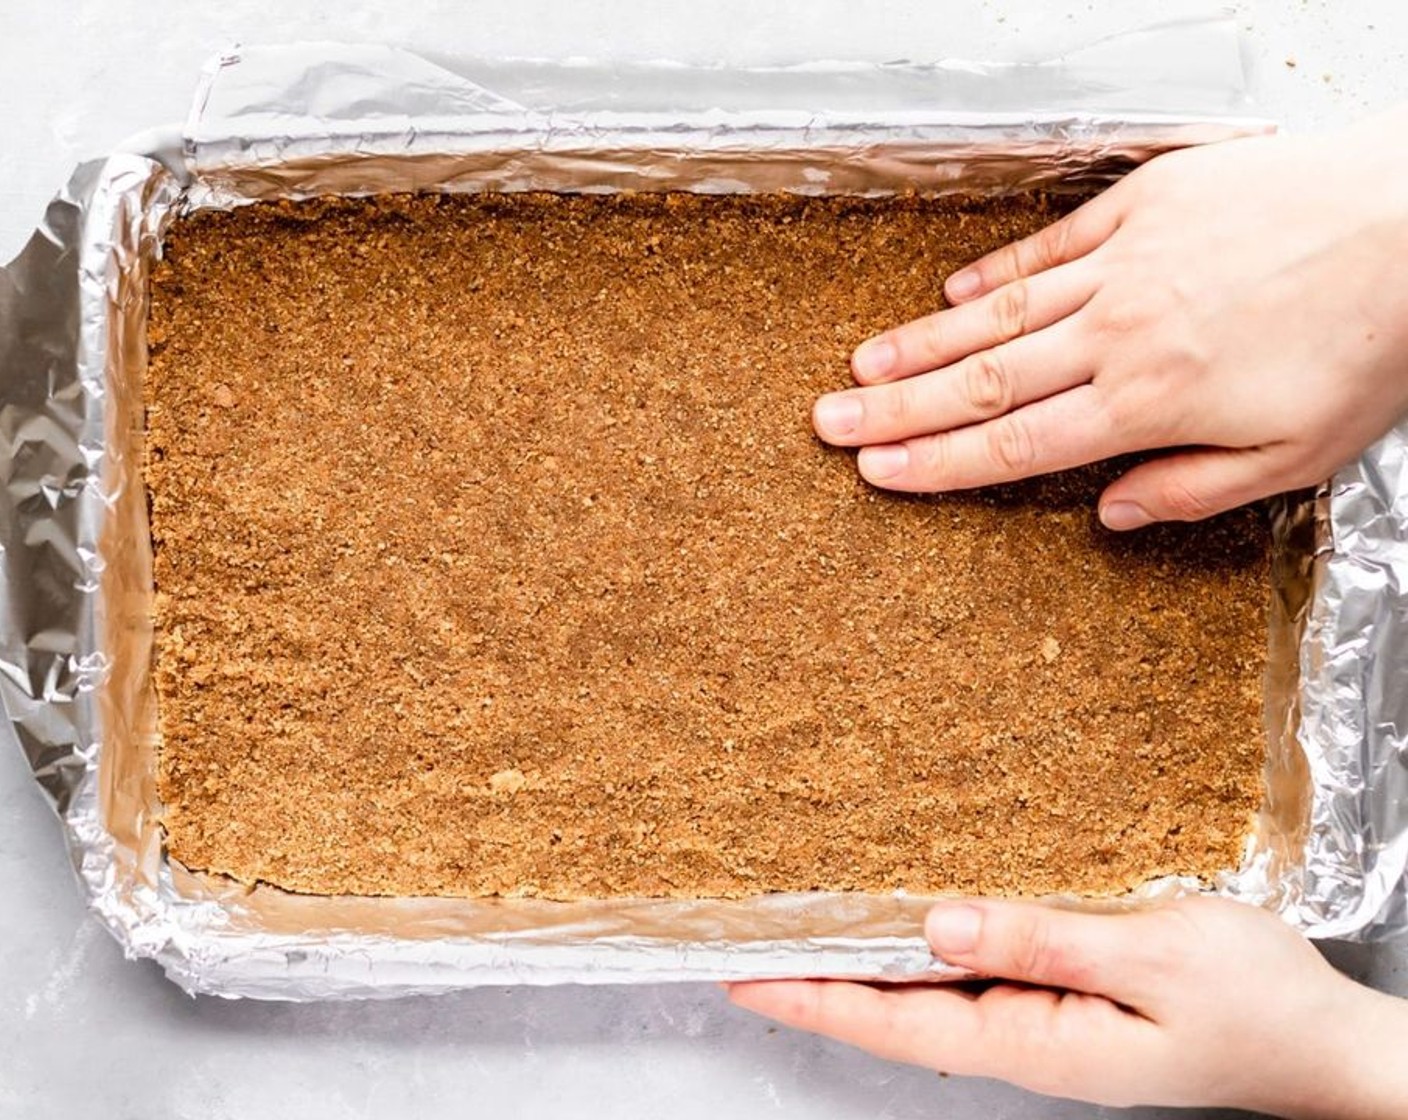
xmin=146 ymin=192 xmax=1267 ymax=900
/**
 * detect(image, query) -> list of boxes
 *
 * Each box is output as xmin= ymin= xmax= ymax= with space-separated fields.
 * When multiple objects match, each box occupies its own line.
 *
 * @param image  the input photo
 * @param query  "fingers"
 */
xmin=1097 ymin=446 xmax=1290 ymax=530
xmin=727 ymin=980 xmax=981 ymax=1069
xmin=855 ymin=384 xmax=1124 ymax=493
xmin=942 ymin=188 xmax=1127 ymax=305
xmin=818 ymin=319 xmax=1094 ymax=448
xmin=727 ymin=976 xmax=1158 ymax=1102
xmin=924 ymin=900 xmax=1176 ymax=1009
xmin=848 ymin=260 xmax=1100 ymax=386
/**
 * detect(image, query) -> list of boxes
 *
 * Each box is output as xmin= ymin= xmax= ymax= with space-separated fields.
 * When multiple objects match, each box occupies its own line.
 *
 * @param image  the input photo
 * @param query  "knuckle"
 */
xmin=1036 ymin=218 xmax=1073 ymax=270
xmin=1049 ymin=216 xmax=1076 ymax=261
xmin=1099 ymin=384 xmax=1155 ymax=444
xmin=881 ymin=379 xmax=918 ymax=429
xmin=1007 ymin=915 xmax=1061 ymax=980
xmin=964 ymin=350 xmax=1015 ymax=419
xmin=986 ymin=414 xmax=1036 ymax=476
xmin=989 ymin=280 xmax=1030 ymax=342
xmin=1015 ymin=237 xmax=1043 ymax=276
xmin=991 ymin=242 xmax=1024 ymax=284
xmin=1159 ymin=475 xmax=1218 ymax=521
xmin=915 ymin=314 xmax=947 ymax=363
xmin=908 ymin=434 xmax=952 ymax=489
xmin=1089 ymin=295 xmax=1146 ymax=339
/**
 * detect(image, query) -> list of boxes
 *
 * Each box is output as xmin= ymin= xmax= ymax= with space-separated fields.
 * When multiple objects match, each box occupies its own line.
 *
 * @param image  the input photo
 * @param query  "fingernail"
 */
xmin=852 ymin=337 xmax=897 ymax=381
xmin=946 ymin=270 xmax=980 ymax=301
xmin=1100 ymin=501 xmax=1154 ymax=531
xmin=813 ymin=393 xmax=863 ymax=439
xmin=859 ymin=444 xmax=909 ymax=481
xmin=926 ymin=905 xmax=983 ymax=955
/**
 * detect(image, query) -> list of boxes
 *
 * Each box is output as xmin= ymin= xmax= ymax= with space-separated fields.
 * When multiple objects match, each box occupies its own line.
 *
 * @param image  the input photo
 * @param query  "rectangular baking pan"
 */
xmin=4 ymin=27 xmax=1407 ymax=999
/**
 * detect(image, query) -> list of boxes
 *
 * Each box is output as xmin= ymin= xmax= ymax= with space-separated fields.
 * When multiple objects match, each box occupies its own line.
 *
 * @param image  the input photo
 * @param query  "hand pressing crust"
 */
xmin=729 ymin=897 xmax=1408 ymax=1118
xmin=812 ymin=107 xmax=1408 ymax=529
xmin=750 ymin=109 xmax=1408 ymax=1116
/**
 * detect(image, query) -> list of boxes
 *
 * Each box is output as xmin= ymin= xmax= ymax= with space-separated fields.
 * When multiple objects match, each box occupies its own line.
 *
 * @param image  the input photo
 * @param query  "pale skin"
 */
xmin=729 ymin=898 xmax=1408 ymax=1118
xmin=729 ymin=108 xmax=1408 ymax=1116
xmin=809 ymin=106 xmax=1408 ymax=527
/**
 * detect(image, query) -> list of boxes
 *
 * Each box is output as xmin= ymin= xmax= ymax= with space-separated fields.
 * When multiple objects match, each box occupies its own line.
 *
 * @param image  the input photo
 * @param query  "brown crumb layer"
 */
xmin=147 ymin=192 xmax=1267 ymax=900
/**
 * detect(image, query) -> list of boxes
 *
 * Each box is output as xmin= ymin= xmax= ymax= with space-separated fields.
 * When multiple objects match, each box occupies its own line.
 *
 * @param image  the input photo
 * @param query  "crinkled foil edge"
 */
xmin=3 ymin=34 xmax=1403 ymax=1000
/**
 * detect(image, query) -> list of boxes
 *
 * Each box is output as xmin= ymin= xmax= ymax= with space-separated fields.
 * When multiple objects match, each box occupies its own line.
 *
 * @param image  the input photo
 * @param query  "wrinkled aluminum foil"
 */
xmin=3 ymin=21 xmax=1405 ymax=1000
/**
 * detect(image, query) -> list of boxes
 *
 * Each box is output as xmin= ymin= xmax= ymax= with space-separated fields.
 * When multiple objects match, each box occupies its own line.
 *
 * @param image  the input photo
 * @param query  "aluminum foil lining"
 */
xmin=3 ymin=21 xmax=1404 ymax=1000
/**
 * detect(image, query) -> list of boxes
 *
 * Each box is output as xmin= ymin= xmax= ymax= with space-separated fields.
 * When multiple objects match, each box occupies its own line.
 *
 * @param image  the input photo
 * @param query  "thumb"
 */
xmin=1097 ymin=447 xmax=1286 ymax=530
xmin=925 ymin=901 xmax=1174 ymax=1007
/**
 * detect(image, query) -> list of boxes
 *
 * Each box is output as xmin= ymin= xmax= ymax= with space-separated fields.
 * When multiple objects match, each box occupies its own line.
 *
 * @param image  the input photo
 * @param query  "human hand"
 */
xmin=728 ymin=896 xmax=1408 ymax=1118
xmin=812 ymin=107 xmax=1408 ymax=528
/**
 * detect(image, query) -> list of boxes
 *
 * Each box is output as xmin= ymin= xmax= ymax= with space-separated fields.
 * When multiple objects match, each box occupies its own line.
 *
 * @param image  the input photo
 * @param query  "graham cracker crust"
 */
xmin=146 ymin=192 xmax=1267 ymax=899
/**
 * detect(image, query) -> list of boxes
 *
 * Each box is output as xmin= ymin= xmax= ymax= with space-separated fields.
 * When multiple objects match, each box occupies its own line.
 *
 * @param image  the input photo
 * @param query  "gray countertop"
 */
xmin=3 ymin=2 xmax=1406 ymax=1117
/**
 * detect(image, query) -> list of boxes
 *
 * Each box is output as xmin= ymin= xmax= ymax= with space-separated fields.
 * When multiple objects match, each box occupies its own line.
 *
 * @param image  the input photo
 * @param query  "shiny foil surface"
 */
xmin=3 ymin=22 xmax=1403 ymax=1000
